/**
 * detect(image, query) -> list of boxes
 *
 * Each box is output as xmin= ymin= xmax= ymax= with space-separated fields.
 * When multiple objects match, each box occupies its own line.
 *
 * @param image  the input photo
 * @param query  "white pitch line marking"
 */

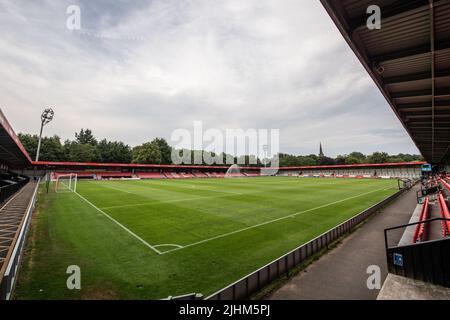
xmin=153 ymin=244 xmax=184 ymax=249
xmin=161 ymin=186 xmax=393 ymax=254
xmin=74 ymin=191 xmax=162 ymax=255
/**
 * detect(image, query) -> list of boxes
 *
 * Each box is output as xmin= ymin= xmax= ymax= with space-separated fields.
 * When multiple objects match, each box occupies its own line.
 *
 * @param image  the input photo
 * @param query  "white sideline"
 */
xmin=74 ymin=191 xmax=163 ymax=255
xmin=161 ymin=186 xmax=393 ymax=254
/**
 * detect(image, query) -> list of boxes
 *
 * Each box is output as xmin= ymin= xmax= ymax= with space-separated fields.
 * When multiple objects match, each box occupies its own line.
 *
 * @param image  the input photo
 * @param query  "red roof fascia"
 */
xmin=0 ymin=109 xmax=33 ymax=164
xmin=32 ymin=161 xmax=426 ymax=170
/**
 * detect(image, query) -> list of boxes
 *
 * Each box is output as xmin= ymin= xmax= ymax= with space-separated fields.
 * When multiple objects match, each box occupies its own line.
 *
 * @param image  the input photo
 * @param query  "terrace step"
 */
xmin=0 ymin=182 xmax=37 ymax=280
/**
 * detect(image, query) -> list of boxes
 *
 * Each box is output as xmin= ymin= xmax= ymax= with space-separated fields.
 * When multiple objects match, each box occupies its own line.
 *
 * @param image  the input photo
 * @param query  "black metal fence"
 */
xmin=384 ymin=218 xmax=450 ymax=288
xmin=0 ymin=175 xmax=29 ymax=204
xmin=207 ymin=188 xmax=406 ymax=300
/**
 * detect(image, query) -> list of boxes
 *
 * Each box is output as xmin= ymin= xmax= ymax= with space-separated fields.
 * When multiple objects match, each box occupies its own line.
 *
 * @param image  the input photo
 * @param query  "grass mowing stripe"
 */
xmin=74 ymin=191 xmax=163 ymax=255
xmin=137 ymin=179 xmax=244 ymax=195
xmin=99 ymin=193 xmax=241 ymax=210
xmin=89 ymin=182 xmax=135 ymax=194
xmin=162 ymin=186 xmax=391 ymax=254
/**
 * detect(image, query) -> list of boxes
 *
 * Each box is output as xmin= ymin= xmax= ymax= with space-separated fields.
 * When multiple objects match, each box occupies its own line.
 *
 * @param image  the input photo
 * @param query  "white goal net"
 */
xmin=54 ymin=174 xmax=78 ymax=193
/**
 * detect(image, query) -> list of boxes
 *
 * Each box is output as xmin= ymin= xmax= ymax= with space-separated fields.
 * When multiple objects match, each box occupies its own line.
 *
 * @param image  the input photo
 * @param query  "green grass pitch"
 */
xmin=15 ymin=177 xmax=398 ymax=299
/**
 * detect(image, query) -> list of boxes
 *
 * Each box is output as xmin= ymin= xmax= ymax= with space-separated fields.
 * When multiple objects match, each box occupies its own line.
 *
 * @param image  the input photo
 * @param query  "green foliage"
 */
xmin=75 ymin=129 xmax=97 ymax=146
xmin=132 ymin=141 xmax=162 ymax=164
xmin=367 ymin=151 xmax=389 ymax=164
xmin=152 ymin=138 xmax=172 ymax=164
xmin=18 ymin=130 xmax=424 ymax=165
xmin=64 ymin=141 xmax=101 ymax=162
xmin=97 ymin=139 xmax=132 ymax=163
xmin=18 ymin=133 xmax=64 ymax=161
xmin=318 ymin=156 xmax=335 ymax=165
xmin=18 ymin=133 xmax=38 ymax=159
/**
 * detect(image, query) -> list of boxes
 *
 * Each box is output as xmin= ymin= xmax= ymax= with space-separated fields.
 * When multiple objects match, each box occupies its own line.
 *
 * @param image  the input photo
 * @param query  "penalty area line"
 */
xmin=73 ymin=191 xmax=163 ymax=255
xmin=153 ymin=244 xmax=184 ymax=249
xmin=161 ymin=186 xmax=393 ymax=254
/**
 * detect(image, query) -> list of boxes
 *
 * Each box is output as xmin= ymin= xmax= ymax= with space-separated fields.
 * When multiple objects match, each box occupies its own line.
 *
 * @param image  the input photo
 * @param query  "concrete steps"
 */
xmin=0 ymin=182 xmax=37 ymax=275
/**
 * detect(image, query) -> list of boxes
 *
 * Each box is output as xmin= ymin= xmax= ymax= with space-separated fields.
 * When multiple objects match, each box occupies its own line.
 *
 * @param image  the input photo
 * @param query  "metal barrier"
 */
xmin=0 ymin=176 xmax=29 ymax=205
xmin=412 ymin=196 xmax=430 ymax=243
xmin=1 ymin=180 xmax=40 ymax=300
xmin=165 ymin=293 xmax=204 ymax=300
xmin=398 ymin=178 xmax=412 ymax=190
xmin=384 ymin=218 xmax=450 ymax=288
xmin=206 ymin=188 xmax=406 ymax=300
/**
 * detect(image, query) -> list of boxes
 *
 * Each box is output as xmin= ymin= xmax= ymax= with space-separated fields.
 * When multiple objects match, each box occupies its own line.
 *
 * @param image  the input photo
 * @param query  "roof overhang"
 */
xmin=0 ymin=109 xmax=32 ymax=167
xmin=321 ymin=0 xmax=450 ymax=164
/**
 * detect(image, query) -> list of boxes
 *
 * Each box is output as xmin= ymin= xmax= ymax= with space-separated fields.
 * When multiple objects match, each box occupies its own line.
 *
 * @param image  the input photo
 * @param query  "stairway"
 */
xmin=0 ymin=182 xmax=38 ymax=279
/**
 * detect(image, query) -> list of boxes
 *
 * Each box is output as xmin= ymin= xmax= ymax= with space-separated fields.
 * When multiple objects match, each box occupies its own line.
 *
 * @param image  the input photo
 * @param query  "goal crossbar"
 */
xmin=54 ymin=173 xmax=78 ymax=193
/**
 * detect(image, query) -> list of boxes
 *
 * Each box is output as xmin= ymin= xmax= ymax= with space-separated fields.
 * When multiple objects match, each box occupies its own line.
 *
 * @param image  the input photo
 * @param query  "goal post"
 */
xmin=54 ymin=173 xmax=78 ymax=193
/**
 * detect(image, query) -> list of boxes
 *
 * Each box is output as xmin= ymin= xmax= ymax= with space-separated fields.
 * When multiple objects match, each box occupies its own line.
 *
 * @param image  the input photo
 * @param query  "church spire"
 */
xmin=319 ymin=142 xmax=324 ymax=157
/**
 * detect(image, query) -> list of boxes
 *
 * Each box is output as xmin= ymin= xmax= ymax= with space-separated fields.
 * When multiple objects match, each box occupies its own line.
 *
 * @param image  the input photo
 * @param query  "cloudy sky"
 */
xmin=0 ymin=0 xmax=419 ymax=157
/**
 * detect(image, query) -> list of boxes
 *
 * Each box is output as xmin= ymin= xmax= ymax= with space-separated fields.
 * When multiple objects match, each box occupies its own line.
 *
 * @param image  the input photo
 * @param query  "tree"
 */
xmin=388 ymin=153 xmax=423 ymax=163
xmin=345 ymin=155 xmax=362 ymax=165
xmin=18 ymin=133 xmax=64 ymax=161
xmin=18 ymin=133 xmax=38 ymax=159
xmin=297 ymin=155 xmax=318 ymax=166
xmin=97 ymin=139 xmax=132 ymax=163
xmin=19 ymin=129 xmax=424 ymax=166
xmin=367 ymin=152 xmax=389 ymax=164
xmin=75 ymin=129 xmax=97 ymax=146
xmin=64 ymin=141 xmax=101 ymax=162
xmin=335 ymin=155 xmax=346 ymax=165
xmin=348 ymin=152 xmax=366 ymax=163
xmin=41 ymin=135 xmax=65 ymax=161
xmin=132 ymin=142 xmax=162 ymax=164
xmin=318 ymin=156 xmax=335 ymax=165
xmin=152 ymin=138 xmax=172 ymax=164
xmin=279 ymin=153 xmax=301 ymax=166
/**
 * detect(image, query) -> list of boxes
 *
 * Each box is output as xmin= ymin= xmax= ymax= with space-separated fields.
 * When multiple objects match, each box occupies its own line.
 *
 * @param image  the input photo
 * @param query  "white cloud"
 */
xmin=0 ymin=0 xmax=419 ymax=156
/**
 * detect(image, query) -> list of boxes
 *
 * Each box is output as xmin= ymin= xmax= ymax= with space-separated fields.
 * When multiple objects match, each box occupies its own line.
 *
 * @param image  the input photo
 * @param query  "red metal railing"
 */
xmin=438 ymin=192 xmax=450 ymax=237
xmin=441 ymin=178 xmax=450 ymax=192
xmin=413 ymin=196 xmax=430 ymax=243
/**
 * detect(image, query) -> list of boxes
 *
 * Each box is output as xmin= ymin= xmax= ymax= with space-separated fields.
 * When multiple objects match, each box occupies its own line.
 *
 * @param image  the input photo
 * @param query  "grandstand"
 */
xmin=0 ymin=110 xmax=37 ymax=300
xmin=297 ymin=0 xmax=450 ymax=299
xmin=29 ymin=160 xmax=424 ymax=181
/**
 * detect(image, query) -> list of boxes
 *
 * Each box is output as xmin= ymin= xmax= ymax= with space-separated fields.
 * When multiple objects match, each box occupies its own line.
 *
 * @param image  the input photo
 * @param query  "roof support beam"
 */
xmin=348 ymin=0 xmax=429 ymax=32
xmin=430 ymin=0 xmax=436 ymax=161
xmin=384 ymin=69 xmax=450 ymax=85
xmin=391 ymin=88 xmax=450 ymax=98
xmin=399 ymin=107 xmax=450 ymax=114
xmin=372 ymin=40 xmax=450 ymax=64
xmin=397 ymin=100 xmax=450 ymax=109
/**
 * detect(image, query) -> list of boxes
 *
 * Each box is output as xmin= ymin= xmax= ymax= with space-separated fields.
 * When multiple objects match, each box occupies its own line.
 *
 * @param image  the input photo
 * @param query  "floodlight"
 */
xmin=36 ymin=108 xmax=55 ymax=161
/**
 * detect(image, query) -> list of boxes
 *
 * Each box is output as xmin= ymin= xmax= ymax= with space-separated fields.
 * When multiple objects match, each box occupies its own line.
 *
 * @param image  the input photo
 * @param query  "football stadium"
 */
xmin=0 ymin=0 xmax=450 ymax=306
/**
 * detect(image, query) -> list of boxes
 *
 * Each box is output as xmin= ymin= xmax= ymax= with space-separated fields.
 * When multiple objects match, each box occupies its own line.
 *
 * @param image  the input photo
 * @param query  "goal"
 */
xmin=54 ymin=173 xmax=78 ymax=193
